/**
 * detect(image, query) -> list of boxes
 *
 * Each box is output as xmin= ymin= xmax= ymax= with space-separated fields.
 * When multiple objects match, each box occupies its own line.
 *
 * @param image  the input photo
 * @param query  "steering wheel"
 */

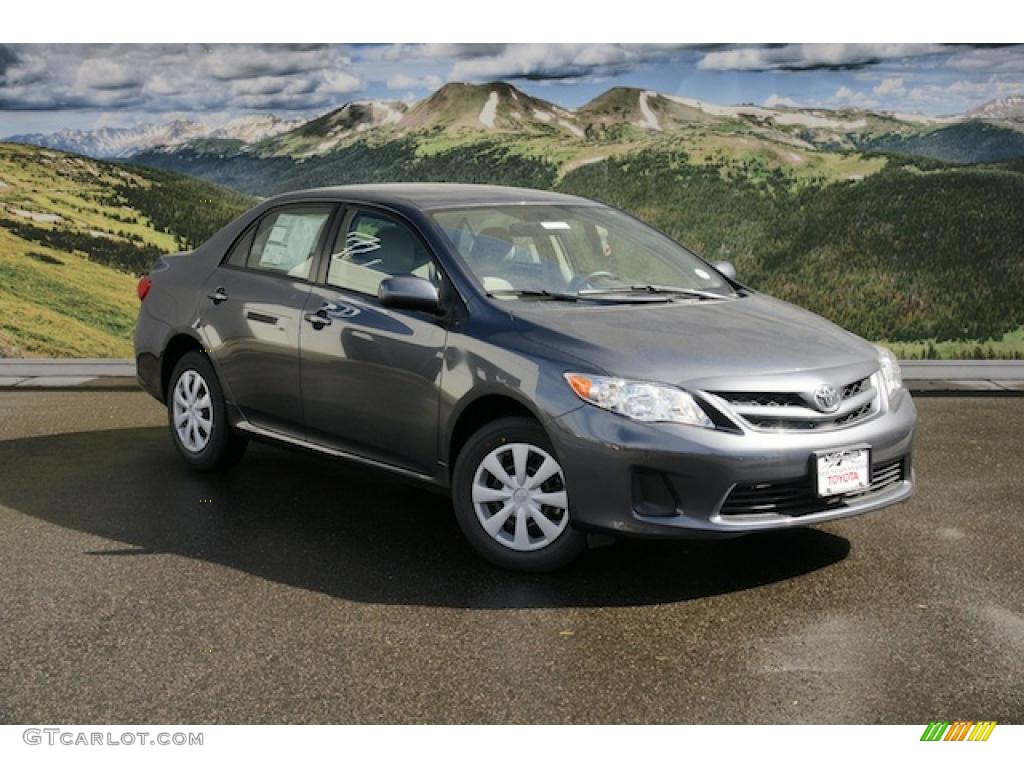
xmin=569 ymin=270 xmax=618 ymax=292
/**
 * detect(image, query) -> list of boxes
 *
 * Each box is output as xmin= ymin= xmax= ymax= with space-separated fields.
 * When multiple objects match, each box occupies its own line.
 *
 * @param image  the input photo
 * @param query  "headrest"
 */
xmin=375 ymin=227 xmax=417 ymax=274
xmin=469 ymin=227 xmax=513 ymax=266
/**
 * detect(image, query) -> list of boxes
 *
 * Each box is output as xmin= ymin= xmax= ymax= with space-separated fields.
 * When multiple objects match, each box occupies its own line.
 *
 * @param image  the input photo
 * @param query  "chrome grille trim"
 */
xmin=709 ymin=374 xmax=881 ymax=432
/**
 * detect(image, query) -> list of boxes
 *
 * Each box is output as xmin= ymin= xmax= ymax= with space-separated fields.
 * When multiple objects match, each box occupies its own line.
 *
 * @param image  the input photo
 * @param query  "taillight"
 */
xmin=137 ymin=275 xmax=152 ymax=301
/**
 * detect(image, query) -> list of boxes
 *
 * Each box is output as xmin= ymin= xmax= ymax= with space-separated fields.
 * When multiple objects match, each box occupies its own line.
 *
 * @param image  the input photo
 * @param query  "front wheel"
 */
xmin=452 ymin=417 xmax=586 ymax=572
xmin=167 ymin=351 xmax=248 ymax=472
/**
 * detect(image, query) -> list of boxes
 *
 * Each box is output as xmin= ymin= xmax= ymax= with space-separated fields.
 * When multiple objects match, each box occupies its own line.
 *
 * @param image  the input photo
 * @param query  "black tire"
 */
xmin=452 ymin=416 xmax=586 ymax=572
xmin=167 ymin=351 xmax=248 ymax=472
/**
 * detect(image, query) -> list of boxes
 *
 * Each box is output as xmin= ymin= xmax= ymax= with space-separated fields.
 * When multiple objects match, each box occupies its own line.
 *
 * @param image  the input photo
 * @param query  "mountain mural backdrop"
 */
xmin=3 ymin=77 xmax=1024 ymax=359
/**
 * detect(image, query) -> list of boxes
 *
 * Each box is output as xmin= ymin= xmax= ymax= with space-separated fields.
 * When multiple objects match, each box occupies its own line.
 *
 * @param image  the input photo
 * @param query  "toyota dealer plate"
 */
xmin=815 ymin=447 xmax=871 ymax=497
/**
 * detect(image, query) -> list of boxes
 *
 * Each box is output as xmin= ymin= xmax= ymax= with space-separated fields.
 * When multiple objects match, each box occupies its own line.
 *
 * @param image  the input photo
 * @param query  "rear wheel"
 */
xmin=167 ymin=351 xmax=247 ymax=471
xmin=452 ymin=417 xmax=586 ymax=572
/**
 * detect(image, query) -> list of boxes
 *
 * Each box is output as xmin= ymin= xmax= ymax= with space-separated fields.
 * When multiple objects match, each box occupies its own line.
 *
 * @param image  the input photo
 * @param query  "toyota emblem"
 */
xmin=814 ymin=384 xmax=842 ymax=412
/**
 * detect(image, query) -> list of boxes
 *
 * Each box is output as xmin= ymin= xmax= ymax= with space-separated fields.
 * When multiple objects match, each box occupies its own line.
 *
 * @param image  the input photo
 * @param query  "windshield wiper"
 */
xmin=487 ymin=288 xmax=581 ymax=302
xmin=579 ymin=284 xmax=731 ymax=300
xmin=487 ymin=287 xmax=674 ymax=304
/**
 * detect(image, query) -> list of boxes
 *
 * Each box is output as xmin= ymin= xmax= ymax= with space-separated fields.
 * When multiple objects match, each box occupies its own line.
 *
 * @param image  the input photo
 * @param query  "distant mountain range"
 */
xmin=7 ymin=83 xmax=1024 ymax=165
xmin=967 ymin=95 xmax=1024 ymax=120
xmin=6 ymin=114 xmax=303 ymax=159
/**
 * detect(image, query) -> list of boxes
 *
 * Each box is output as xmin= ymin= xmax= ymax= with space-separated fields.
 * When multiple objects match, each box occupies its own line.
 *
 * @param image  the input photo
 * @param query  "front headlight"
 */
xmin=876 ymin=346 xmax=903 ymax=397
xmin=564 ymin=373 xmax=714 ymax=427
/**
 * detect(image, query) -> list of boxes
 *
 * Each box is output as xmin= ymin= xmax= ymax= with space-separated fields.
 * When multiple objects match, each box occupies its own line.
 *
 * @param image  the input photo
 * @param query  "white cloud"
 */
xmin=0 ymin=44 xmax=362 ymax=113
xmin=905 ymin=77 xmax=1024 ymax=112
xmin=203 ymin=46 xmax=327 ymax=82
xmin=763 ymin=94 xmax=802 ymax=108
xmin=76 ymin=60 xmax=144 ymax=91
xmin=446 ymin=44 xmax=700 ymax=81
xmin=874 ymin=78 xmax=906 ymax=96
xmin=830 ymin=86 xmax=878 ymax=108
xmin=320 ymin=71 xmax=361 ymax=94
xmin=372 ymin=44 xmax=504 ymax=63
xmin=946 ymin=46 xmax=1024 ymax=74
xmin=699 ymin=44 xmax=950 ymax=72
xmin=449 ymin=44 xmax=628 ymax=81
xmin=386 ymin=73 xmax=442 ymax=90
xmin=3 ymin=43 xmax=1024 ymax=123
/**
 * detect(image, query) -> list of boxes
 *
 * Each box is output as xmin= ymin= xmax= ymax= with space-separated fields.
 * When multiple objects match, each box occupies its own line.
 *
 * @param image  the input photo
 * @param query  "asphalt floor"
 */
xmin=0 ymin=391 xmax=1021 ymax=723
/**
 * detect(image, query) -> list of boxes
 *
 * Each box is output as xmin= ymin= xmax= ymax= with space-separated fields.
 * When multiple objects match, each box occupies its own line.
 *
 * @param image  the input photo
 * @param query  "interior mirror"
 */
xmin=713 ymin=260 xmax=737 ymax=281
xmin=378 ymin=275 xmax=442 ymax=314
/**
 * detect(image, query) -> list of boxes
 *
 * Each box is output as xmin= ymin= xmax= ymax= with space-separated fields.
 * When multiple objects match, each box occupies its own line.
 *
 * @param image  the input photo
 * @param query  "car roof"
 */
xmin=264 ymin=183 xmax=601 ymax=211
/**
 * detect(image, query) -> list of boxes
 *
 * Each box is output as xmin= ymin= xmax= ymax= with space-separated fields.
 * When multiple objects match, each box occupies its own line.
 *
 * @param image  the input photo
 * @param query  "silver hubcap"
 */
xmin=472 ymin=442 xmax=569 ymax=552
xmin=172 ymin=369 xmax=213 ymax=453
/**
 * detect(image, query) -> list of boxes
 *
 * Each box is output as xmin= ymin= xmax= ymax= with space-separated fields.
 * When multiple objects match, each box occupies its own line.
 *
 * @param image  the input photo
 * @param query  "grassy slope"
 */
xmin=0 ymin=227 xmax=139 ymax=357
xmin=0 ymin=143 xmax=252 ymax=357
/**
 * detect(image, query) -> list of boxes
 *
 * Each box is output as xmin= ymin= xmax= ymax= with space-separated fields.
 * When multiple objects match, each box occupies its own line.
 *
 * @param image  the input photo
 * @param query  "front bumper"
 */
xmin=546 ymin=390 xmax=916 ymax=539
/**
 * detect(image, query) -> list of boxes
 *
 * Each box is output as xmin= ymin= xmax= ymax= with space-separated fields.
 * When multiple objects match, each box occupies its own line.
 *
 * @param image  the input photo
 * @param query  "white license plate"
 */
xmin=815 ymin=447 xmax=871 ymax=497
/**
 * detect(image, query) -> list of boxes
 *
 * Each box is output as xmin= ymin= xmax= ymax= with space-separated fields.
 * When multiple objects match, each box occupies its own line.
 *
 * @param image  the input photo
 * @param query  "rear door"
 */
xmin=201 ymin=203 xmax=336 ymax=435
xmin=299 ymin=206 xmax=448 ymax=476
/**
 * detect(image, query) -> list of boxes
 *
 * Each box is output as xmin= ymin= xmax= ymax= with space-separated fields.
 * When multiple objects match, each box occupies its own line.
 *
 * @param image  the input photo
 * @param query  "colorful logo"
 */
xmin=921 ymin=721 xmax=997 ymax=741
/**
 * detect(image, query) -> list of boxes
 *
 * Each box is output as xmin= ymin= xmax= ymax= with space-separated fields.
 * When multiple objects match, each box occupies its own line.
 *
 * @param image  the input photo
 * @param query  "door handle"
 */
xmin=208 ymin=287 xmax=228 ymax=305
xmin=303 ymin=310 xmax=333 ymax=329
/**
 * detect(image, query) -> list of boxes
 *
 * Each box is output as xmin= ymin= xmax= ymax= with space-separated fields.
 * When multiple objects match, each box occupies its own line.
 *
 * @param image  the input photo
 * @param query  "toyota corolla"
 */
xmin=134 ymin=183 xmax=916 ymax=571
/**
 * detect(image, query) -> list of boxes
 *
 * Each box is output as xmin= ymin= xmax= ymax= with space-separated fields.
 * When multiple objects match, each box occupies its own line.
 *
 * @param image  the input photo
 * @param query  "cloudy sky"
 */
xmin=1 ymin=43 xmax=1023 ymax=134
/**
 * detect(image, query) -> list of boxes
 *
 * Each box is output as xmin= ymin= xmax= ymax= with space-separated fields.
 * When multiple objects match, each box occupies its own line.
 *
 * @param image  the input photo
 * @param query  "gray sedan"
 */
xmin=134 ymin=183 xmax=915 ymax=571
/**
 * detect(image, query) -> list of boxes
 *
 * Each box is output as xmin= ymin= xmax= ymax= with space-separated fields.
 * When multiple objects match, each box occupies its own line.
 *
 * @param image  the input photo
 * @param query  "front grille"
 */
xmin=842 ymin=377 xmax=870 ymax=399
xmin=834 ymin=401 xmax=874 ymax=427
xmin=711 ymin=375 xmax=878 ymax=432
xmin=719 ymin=458 xmax=906 ymax=518
xmin=724 ymin=392 xmax=804 ymax=409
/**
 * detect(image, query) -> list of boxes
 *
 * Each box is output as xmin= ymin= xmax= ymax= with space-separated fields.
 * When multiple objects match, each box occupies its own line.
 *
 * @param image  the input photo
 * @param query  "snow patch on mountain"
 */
xmin=884 ymin=112 xmax=960 ymax=125
xmin=479 ymin=91 xmax=499 ymax=128
xmin=638 ymin=91 xmax=661 ymax=131
xmin=559 ymin=119 xmax=584 ymax=138
xmin=664 ymin=95 xmax=869 ymax=131
xmin=212 ymin=114 xmax=304 ymax=143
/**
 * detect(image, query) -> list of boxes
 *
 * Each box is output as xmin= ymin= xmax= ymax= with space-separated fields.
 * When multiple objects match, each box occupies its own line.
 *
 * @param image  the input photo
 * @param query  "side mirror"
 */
xmin=713 ymin=260 xmax=737 ymax=281
xmin=378 ymin=275 xmax=442 ymax=314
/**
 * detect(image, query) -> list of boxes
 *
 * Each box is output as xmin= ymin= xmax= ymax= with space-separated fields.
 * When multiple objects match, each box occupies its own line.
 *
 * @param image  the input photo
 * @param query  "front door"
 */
xmin=299 ymin=207 xmax=448 ymax=476
xmin=201 ymin=203 xmax=335 ymax=435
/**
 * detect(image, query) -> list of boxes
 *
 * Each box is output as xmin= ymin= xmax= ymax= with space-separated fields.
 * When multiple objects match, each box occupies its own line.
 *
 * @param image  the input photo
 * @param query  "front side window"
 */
xmin=327 ymin=210 xmax=437 ymax=296
xmin=431 ymin=204 xmax=733 ymax=299
xmin=246 ymin=206 xmax=332 ymax=280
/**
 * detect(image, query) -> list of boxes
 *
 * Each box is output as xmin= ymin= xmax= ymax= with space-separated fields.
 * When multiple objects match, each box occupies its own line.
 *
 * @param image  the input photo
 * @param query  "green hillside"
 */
xmin=0 ymin=143 xmax=252 ymax=357
xmin=865 ymin=121 xmax=1024 ymax=164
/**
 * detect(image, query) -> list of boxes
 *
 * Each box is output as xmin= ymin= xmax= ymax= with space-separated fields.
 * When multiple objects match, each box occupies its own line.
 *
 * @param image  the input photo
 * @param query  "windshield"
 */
xmin=431 ymin=204 xmax=734 ymax=300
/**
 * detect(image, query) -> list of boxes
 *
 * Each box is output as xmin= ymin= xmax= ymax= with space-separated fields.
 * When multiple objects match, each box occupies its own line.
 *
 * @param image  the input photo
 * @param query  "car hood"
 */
xmin=507 ymin=292 xmax=880 ymax=390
